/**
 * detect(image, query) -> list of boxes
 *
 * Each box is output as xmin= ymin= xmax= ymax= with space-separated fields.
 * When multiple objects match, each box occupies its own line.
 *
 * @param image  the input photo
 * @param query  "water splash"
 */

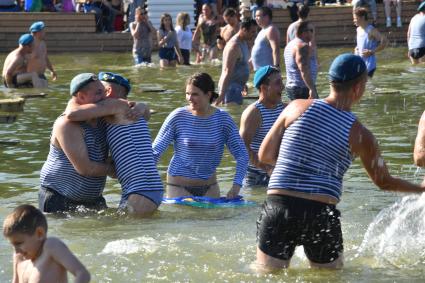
xmin=99 ymin=236 xmax=159 ymax=255
xmin=356 ymin=194 xmax=425 ymax=267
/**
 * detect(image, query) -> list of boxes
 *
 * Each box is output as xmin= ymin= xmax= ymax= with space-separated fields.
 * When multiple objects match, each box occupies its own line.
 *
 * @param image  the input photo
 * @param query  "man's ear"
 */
xmin=104 ymin=85 xmax=113 ymax=97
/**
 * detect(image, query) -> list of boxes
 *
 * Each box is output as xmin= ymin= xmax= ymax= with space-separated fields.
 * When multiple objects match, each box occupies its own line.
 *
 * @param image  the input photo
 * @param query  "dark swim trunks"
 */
xmin=3 ymin=74 xmax=18 ymax=88
xmin=159 ymin=47 xmax=177 ymax=61
xmin=167 ymin=183 xmax=217 ymax=197
xmin=3 ymin=73 xmax=46 ymax=88
xmin=39 ymin=186 xmax=107 ymax=213
xmin=257 ymin=194 xmax=343 ymax=264
xmin=409 ymin=47 xmax=425 ymax=60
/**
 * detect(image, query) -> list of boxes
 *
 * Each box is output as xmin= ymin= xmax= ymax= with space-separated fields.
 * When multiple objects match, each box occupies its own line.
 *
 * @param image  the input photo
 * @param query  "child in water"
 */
xmin=3 ymin=204 xmax=90 ymax=283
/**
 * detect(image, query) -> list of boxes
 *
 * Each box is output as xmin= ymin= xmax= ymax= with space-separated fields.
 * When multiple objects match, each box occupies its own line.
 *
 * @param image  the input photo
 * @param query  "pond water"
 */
xmin=1 ymin=47 xmax=425 ymax=282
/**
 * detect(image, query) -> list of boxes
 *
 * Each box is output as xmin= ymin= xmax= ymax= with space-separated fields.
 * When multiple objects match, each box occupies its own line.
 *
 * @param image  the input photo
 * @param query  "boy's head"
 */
xmin=3 ymin=205 xmax=48 ymax=260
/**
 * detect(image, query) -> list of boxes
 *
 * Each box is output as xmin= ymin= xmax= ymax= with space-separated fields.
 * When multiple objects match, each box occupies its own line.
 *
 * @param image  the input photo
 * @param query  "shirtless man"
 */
xmin=66 ymin=72 xmax=163 ymax=216
xmin=217 ymin=8 xmax=239 ymax=50
xmin=3 ymin=204 xmax=90 ymax=283
xmin=2 ymin=34 xmax=45 ymax=88
xmin=27 ymin=21 xmax=56 ymax=87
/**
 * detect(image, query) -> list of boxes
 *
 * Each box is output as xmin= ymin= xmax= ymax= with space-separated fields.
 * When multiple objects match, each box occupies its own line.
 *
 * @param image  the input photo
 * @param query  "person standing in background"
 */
xmin=176 ymin=12 xmax=193 ymax=65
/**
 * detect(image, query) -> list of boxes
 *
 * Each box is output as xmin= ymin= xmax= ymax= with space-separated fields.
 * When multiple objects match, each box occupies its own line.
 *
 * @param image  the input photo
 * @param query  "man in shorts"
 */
xmin=256 ymin=53 xmax=425 ymax=269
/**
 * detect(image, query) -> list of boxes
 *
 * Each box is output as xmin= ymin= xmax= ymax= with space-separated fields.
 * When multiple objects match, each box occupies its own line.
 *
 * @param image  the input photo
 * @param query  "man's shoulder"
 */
xmin=241 ymin=103 xmax=261 ymax=120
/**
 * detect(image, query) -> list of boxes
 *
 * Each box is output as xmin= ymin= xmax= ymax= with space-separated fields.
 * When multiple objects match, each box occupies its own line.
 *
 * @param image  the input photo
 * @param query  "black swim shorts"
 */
xmin=3 ymin=74 xmax=18 ymax=88
xmin=256 ymin=194 xmax=343 ymax=264
xmin=39 ymin=186 xmax=107 ymax=213
xmin=409 ymin=47 xmax=425 ymax=60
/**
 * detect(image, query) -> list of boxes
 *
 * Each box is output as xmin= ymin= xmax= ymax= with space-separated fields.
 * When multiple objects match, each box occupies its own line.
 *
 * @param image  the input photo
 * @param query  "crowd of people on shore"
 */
xmin=2 ymin=1 xmax=425 ymax=282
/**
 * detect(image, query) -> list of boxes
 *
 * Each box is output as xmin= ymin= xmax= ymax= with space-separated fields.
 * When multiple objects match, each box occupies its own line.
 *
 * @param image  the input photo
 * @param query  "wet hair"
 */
xmin=330 ymin=71 xmax=368 ymax=92
xmin=223 ymin=7 xmax=237 ymax=18
xmin=257 ymin=6 xmax=272 ymax=20
xmin=186 ymin=72 xmax=218 ymax=103
xmin=3 ymin=204 xmax=48 ymax=237
xmin=354 ymin=7 xmax=368 ymax=20
xmin=176 ymin=12 xmax=190 ymax=29
xmin=298 ymin=5 xmax=310 ymax=19
xmin=160 ymin=13 xmax=174 ymax=32
xmin=240 ymin=18 xmax=257 ymax=30
xmin=296 ymin=21 xmax=312 ymax=37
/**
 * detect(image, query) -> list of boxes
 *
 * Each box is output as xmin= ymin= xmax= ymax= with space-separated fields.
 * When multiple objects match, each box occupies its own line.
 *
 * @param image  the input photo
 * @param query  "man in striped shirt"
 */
xmin=240 ymin=65 xmax=285 ymax=187
xmin=66 ymin=72 xmax=163 ymax=216
xmin=39 ymin=73 xmax=115 ymax=213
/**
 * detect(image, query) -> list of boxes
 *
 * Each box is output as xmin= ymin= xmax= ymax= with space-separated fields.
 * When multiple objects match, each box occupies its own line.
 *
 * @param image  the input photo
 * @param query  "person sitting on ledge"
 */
xmin=2 ymin=34 xmax=45 ymax=88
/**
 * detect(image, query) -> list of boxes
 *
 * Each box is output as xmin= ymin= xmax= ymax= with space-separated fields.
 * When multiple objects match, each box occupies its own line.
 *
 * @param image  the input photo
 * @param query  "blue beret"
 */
xmin=98 ymin=72 xmax=131 ymax=94
xmin=18 ymin=34 xmax=34 ymax=46
xmin=70 ymin=73 xmax=99 ymax=96
xmin=328 ymin=53 xmax=366 ymax=82
xmin=418 ymin=1 xmax=425 ymax=12
xmin=29 ymin=21 xmax=45 ymax=33
xmin=253 ymin=65 xmax=280 ymax=89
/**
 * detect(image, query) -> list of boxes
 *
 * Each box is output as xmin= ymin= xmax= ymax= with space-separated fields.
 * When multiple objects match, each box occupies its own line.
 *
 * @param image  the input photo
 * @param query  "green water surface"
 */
xmin=0 ymin=47 xmax=425 ymax=282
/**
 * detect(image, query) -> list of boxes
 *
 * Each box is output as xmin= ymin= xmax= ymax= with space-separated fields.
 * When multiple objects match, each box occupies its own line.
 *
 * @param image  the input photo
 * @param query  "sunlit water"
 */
xmin=1 ymin=47 xmax=425 ymax=282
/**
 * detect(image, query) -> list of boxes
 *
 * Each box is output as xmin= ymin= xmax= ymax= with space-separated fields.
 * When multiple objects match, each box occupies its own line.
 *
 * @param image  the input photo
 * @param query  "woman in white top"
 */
xmin=176 ymin=12 xmax=192 ymax=65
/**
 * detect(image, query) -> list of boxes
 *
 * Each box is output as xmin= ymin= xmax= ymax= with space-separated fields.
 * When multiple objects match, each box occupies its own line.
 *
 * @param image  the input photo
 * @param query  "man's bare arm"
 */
xmin=268 ymin=26 xmax=281 ymax=68
xmin=296 ymin=44 xmax=317 ymax=98
xmin=55 ymin=119 xmax=111 ymax=176
xmin=65 ymin=98 xmax=130 ymax=121
xmin=216 ymin=42 xmax=240 ymax=105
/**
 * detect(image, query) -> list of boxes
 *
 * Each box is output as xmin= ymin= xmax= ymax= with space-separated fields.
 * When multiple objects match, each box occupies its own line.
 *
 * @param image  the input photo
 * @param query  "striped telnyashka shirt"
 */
xmin=268 ymin=100 xmax=356 ymax=200
xmin=106 ymin=118 xmax=163 ymax=199
xmin=248 ymin=101 xmax=285 ymax=174
xmin=40 ymin=120 xmax=108 ymax=201
xmin=152 ymin=107 xmax=249 ymax=186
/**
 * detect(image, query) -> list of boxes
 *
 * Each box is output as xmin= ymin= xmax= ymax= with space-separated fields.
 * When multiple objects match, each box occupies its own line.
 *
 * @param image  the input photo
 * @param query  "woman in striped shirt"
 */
xmin=152 ymin=72 xmax=249 ymax=198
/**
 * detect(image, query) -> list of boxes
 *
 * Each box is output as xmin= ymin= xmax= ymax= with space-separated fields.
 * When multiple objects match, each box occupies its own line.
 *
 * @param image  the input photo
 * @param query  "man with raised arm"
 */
xmin=256 ymin=53 xmax=425 ymax=270
xmin=39 ymin=73 xmax=116 ymax=213
xmin=66 ymin=72 xmax=163 ymax=216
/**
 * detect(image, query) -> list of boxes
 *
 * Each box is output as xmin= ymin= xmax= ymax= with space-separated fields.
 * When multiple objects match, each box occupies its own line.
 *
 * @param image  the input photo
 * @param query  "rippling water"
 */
xmin=1 ymin=47 xmax=425 ymax=282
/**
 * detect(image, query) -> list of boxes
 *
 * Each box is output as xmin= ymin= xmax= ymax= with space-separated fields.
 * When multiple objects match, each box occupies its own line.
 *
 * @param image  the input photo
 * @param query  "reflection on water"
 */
xmin=1 ymin=47 xmax=425 ymax=281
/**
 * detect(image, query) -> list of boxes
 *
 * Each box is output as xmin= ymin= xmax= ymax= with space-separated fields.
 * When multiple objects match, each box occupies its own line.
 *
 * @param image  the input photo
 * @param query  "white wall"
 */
xmin=146 ymin=0 xmax=196 ymax=30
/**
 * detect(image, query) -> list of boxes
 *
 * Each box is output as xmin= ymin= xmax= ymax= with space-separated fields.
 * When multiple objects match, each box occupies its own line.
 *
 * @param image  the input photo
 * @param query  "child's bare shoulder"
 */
xmin=43 ymin=237 xmax=69 ymax=253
